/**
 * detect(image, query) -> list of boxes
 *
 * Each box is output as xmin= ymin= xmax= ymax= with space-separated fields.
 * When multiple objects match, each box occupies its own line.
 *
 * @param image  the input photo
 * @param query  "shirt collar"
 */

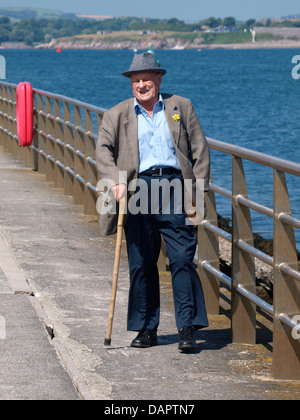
xmin=134 ymin=94 xmax=164 ymax=114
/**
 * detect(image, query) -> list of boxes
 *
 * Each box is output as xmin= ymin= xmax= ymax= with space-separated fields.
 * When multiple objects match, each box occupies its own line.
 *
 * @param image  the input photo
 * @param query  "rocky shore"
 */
xmin=3 ymin=39 xmax=300 ymax=50
xmin=217 ymin=215 xmax=300 ymax=304
xmin=39 ymin=39 xmax=300 ymax=50
xmin=219 ymin=235 xmax=274 ymax=303
xmin=202 ymin=39 xmax=300 ymax=50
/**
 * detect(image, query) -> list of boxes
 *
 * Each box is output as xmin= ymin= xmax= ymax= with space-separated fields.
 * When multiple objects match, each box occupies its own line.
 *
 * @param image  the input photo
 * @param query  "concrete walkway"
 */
xmin=0 ymin=146 xmax=300 ymax=400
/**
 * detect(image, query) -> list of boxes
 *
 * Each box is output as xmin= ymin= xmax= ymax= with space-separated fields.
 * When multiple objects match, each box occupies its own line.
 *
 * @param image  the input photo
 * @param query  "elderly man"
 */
xmin=96 ymin=52 xmax=210 ymax=352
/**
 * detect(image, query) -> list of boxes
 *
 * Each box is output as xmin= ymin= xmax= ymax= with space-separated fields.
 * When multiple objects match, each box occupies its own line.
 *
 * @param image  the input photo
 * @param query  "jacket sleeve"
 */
xmin=186 ymin=100 xmax=210 ymax=192
xmin=96 ymin=110 xmax=127 ymax=188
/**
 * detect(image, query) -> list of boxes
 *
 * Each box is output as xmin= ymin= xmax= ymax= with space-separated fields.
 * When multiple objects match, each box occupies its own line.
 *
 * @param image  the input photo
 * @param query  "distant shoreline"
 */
xmin=2 ymin=39 xmax=300 ymax=50
xmin=201 ymin=40 xmax=300 ymax=49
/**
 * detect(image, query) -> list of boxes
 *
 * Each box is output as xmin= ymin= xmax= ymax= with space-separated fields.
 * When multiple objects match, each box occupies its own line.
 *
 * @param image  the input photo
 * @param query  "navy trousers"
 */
xmin=124 ymin=173 xmax=208 ymax=332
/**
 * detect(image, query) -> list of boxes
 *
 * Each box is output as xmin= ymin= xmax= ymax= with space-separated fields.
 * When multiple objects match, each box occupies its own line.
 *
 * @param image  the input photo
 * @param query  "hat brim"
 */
xmin=122 ymin=68 xmax=167 ymax=78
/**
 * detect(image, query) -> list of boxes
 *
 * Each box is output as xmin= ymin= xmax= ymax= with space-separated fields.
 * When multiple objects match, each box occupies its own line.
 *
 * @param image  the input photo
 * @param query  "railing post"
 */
xmin=273 ymin=169 xmax=300 ymax=380
xmin=37 ymin=94 xmax=46 ymax=175
xmin=63 ymin=103 xmax=74 ymax=197
xmin=2 ymin=86 xmax=10 ymax=154
xmin=32 ymin=95 xmax=39 ymax=171
xmin=84 ymin=109 xmax=98 ymax=215
xmin=198 ymin=176 xmax=220 ymax=314
xmin=73 ymin=106 xmax=85 ymax=205
xmin=0 ymin=84 xmax=4 ymax=148
xmin=8 ymin=86 xmax=18 ymax=160
xmin=54 ymin=99 xmax=64 ymax=188
xmin=231 ymin=156 xmax=256 ymax=344
xmin=45 ymin=97 xmax=55 ymax=182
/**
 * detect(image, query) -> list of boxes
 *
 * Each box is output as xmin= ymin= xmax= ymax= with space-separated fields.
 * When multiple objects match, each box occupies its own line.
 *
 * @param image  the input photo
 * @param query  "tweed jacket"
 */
xmin=96 ymin=93 xmax=210 ymax=236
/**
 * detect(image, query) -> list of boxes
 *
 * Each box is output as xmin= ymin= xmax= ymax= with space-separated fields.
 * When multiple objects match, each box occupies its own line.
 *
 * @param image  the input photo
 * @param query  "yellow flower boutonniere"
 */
xmin=172 ymin=114 xmax=180 ymax=122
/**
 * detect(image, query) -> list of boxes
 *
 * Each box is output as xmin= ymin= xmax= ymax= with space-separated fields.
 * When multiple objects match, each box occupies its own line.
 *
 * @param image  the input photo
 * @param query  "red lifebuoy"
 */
xmin=16 ymin=82 xmax=34 ymax=147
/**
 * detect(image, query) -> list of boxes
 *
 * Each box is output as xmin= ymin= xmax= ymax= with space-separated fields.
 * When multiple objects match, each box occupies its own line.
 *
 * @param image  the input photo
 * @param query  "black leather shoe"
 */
xmin=178 ymin=326 xmax=197 ymax=352
xmin=131 ymin=329 xmax=158 ymax=348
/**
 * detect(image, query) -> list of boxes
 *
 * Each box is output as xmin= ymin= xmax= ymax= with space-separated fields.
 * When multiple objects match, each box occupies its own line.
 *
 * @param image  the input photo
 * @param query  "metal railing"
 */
xmin=199 ymin=138 xmax=300 ymax=380
xmin=0 ymin=81 xmax=300 ymax=381
xmin=0 ymin=82 xmax=105 ymax=215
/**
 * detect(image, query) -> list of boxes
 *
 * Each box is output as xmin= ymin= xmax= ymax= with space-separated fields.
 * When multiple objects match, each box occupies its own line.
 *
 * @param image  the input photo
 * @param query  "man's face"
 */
xmin=131 ymin=72 xmax=162 ymax=108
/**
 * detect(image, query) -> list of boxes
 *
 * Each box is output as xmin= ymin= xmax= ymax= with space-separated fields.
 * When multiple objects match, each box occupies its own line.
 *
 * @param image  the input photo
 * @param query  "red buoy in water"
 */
xmin=56 ymin=47 xmax=62 ymax=53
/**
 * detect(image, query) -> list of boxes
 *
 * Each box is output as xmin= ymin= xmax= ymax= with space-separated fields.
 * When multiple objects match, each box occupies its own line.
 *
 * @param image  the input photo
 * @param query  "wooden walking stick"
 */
xmin=104 ymin=196 xmax=126 ymax=346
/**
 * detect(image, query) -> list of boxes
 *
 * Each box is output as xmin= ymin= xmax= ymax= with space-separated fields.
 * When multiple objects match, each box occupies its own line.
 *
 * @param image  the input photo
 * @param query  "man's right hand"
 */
xmin=111 ymin=184 xmax=127 ymax=202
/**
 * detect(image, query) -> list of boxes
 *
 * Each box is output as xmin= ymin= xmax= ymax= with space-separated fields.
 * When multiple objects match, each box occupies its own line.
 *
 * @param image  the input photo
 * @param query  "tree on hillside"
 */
xmin=0 ymin=17 xmax=12 ymax=42
xmin=246 ymin=19 xmax=256 ymax=28
xmin=223 ymin=17 xmax=236 ymax=27
xmin=10 ymin=18 xmax=44 ymax=44
xmin=199 ymin=17 xmax=222 ymax=28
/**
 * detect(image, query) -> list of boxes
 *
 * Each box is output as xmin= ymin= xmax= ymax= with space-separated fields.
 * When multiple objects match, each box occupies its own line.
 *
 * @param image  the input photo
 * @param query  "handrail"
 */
xmin=0 ymin=81 xmax=300 ymax=381
xmin=207 ymin=137 xmax=300 ymax=177
xmin=33 ymin=87 xmax=107 ymax=115
xmin=236 ymin=195 xmax=274 ymax=218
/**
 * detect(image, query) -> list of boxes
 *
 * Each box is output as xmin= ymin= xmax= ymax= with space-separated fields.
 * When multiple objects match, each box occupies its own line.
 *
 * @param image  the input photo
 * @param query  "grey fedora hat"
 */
xmin=122 ymin=52 xmax=167 ymax=78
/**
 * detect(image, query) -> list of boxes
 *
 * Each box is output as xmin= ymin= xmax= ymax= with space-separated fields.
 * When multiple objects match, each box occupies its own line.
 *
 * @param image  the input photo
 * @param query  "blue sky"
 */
xmin=1 ymin=0 xmax=300 ymax=21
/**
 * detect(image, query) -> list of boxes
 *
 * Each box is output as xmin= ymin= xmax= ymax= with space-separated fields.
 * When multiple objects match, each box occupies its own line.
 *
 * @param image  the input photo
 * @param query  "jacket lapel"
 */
xmin=163 ymin=95 xmax=181 ymax=147
xmin=124 ymin=99 xmax=139 ymax=172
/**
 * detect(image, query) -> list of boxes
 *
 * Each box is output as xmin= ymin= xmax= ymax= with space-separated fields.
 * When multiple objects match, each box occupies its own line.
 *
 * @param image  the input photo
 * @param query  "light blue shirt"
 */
xmin=134 ymin=95 xmax=181 ymax=174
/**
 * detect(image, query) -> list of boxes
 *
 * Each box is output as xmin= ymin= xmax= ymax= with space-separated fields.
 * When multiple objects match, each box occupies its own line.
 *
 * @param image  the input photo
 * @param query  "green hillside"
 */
xmin=0 ymin=7 xmax=78 ymax=21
